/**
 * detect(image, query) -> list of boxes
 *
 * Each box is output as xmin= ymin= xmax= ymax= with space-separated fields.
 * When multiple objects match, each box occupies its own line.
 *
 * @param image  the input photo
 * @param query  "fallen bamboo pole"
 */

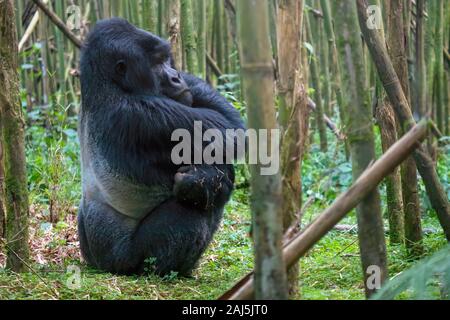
xmin=220 ymin=120 xmax=428 ymax=300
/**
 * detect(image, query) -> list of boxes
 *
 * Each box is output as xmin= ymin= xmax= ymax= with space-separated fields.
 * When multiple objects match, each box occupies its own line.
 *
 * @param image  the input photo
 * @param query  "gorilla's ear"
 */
xmin=115 ymin=60 xmax=127 ymax=76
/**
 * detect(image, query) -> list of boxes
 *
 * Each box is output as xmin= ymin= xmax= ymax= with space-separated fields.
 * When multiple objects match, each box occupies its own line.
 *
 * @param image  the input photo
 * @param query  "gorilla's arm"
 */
xmin=111 ymin=93 xmax=241 ymax=210
xmin=172 ymin=74 xmax=245 ymax=209
xmin=147 ymin=95 xmax=240 ymax=205
xmin=103 ymin=95 xmax=239 ymax=149
xmin=173 ymin=164 xmax=235 ymax=210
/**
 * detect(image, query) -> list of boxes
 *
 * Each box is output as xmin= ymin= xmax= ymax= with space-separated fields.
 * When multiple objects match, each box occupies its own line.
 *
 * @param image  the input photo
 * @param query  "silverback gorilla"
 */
xmin=78 ymin=18 xmax=245 ymax=276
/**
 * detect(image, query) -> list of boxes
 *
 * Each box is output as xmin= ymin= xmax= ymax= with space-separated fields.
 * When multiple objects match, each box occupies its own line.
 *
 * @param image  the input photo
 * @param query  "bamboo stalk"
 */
xmin=181 ymin=0 xmax=197 ymax=73
xmin=276 ymin=0 xmax=306 ymax=297
xmin=158 ymin=0 xmax=166 ymax=37
xmin=336 ymin=1 xmax=388 ymax=297
xmin=415 ymin=0 xmax=427 ymax=118
xmin=356 ymin=0 xmax=450 ymax=241
xmin=305 ymin=11 xmax=328 ymax=151
xmin=214 ymin=0 xmax=224 ymax=72
xmin=196 ymin=0 xmax=206 ymax=78
xmin=434 ymin=0 xmax=445 ymax=133
xmin=237 ymin=0 xmax=288 ymax=300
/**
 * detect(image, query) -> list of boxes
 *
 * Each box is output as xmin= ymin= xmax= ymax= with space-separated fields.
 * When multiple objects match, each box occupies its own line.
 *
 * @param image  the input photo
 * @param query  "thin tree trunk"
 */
xmin=223 ymin=8 xmax=230 ymax=74
xmin=181 ymin=0 xmax=197 ymax=73
xmin=356 ymin=0 xmax=450 ymax=242
xmin=268 ymin=0 xmax=278 ymax=61
xmin=336 ymin=0 xmax=388 ymax=298
xmin=384 ymin=0 xmax=423 ymax=254
xmin=54 ymin=0 xmax=66 ymax=107
xmin=167 ymin=0 xmax=183 ymax=70
xmin=404 ymin=0 xmax=415 ymax=104
xmin=128 ymin=0 xmax=139 ymax=26
xmin=224 ymin=0 xmax=238 ymax=74
xmin=0 ymin=0 xmax=30 ymax=272
xmin=375 ymin=2 xmax=405 ymax=244
xmin=375 ymin=93 xmax=405 ymax=244
xmin=446 ymin=62 xmax=450 ymax=136
xmin=434 ymin=0 xmax=445 ymax=133
xmin=38 ymin=11 xmax=49 ymax=105
xmin=424 ymin=1 xmax=435 ymax=125
xmin=317 ymin=16 xmax=331 ymax=117
xmin=276 ymin=0 xmax=307 ymax=297
xmin=143 ymin=0 xmax=158 ymax=33
xmin=206 ymin=0 xmax=215 ymax=83
xmin=378 ymin=0 xmax=412 ymax=246
xmin=196 ymin=0 xmax=206 ymax=78
xmin=111 ymin=0 xmax=119 ymax=16
xmin=415 ymin=0 xmax=427 ymax=118
xmin=158 ymin=0 xmax=166 ymax=37
xmin=237 ymin=0 xmax=288 ymax=300
xmin=426 ymin=3 xmax=442 ymax=161
xmin=214 ymin=0 xmax=224 ymax=73
xmin=305 ymin=11 xmax=327 ymax=152
xmin=320 ymin=0 xmax=349 ymax=158
xmin=446 ymin=4 xmax=450 ymax=136
xmin=102 ymin=0 xmax=111 ymax=18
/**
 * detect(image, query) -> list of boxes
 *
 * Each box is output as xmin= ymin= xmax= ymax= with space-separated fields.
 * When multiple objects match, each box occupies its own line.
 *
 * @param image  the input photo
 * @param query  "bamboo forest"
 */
xmin=0 ymin=0 xmax=449 ymax=305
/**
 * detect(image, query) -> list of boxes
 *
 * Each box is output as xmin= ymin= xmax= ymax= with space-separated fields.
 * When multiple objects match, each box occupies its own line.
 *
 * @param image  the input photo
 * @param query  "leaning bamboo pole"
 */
xmin=220 ymin=120 xmax=429 ymax=300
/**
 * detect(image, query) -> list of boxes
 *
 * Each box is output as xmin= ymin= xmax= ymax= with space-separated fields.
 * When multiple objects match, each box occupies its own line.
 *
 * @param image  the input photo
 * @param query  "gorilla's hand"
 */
xmin=173 ymin=165 xmax=234 ymax=210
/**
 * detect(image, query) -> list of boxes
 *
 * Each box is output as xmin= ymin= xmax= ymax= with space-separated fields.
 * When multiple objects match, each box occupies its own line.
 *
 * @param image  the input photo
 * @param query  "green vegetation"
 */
xmin=0 ymin=96 xmax=448 ymax=299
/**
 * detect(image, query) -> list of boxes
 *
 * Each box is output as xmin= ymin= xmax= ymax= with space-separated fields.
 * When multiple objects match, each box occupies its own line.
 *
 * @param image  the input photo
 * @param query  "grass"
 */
xmin=0 ymin=194 xmax=446 ymax=299
xmin=0 ymin=189 xmax=253 ymax=300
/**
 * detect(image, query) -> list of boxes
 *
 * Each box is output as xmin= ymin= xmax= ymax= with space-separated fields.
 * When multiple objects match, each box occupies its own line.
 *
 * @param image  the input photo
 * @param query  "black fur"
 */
xmin=78 ymin=18 xmax=245 ymax=276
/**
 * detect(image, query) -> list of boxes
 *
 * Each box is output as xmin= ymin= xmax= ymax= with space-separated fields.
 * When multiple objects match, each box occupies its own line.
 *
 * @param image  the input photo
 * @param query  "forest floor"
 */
xmin=0 ymin=187 xmax=446 ymax=300
xmin=0 ymin=111 xmax=448 ymax=300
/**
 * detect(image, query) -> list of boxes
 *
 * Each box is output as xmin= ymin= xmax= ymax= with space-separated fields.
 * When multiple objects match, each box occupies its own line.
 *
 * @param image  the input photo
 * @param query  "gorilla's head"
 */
xmin=81 ymin=18 xmax=193 ymax=105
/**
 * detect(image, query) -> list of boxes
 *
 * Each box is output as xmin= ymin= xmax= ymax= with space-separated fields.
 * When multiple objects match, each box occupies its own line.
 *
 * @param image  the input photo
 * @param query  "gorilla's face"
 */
xmin=82 ymin=18 xmax=193 ymax=105
xmin=157 ymin=60 xmax=193 ymax=106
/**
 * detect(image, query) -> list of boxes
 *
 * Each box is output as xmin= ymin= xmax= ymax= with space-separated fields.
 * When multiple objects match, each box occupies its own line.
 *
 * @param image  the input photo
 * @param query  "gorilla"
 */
xmin=78 ymin=18 xmax=245 ymax=276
